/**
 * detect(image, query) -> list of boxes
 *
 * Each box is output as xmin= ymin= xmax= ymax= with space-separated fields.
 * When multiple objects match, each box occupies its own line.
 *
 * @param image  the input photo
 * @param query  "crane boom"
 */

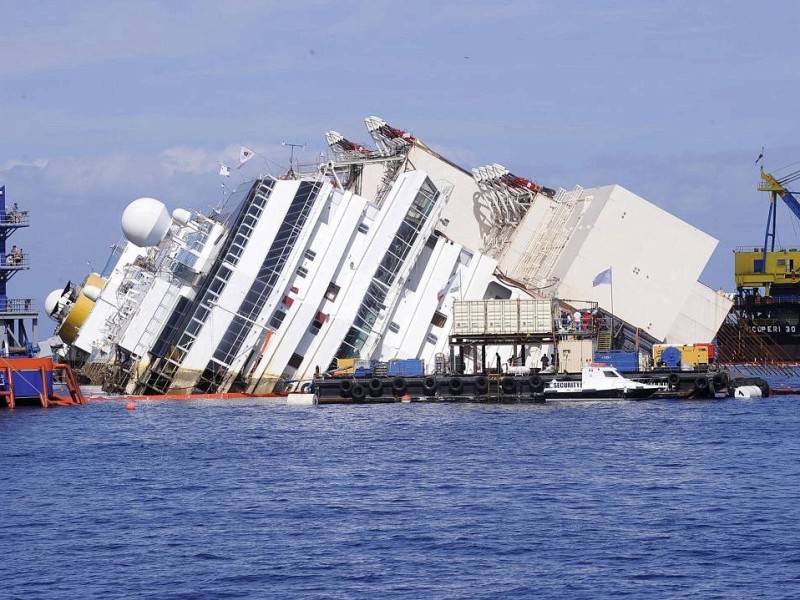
xmin=759 ymin=170 xmax=800 ymax=223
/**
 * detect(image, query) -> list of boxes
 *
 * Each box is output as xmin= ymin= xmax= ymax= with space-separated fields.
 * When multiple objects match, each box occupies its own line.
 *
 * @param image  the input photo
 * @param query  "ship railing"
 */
xmin=0 ymin=298 xmax=36 ymax=313
xmin=734 ymin=294 xmax=800 ymax=307
xmin=0 ymin=211 xmax=29 ymax=227
xmin=733 ymin=246 xmax=800 ymax=253
xmin=0 ymin=254 xmax=29 ymax=269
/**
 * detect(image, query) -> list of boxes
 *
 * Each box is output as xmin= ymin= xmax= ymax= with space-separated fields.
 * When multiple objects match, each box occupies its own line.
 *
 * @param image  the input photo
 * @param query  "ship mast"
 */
xmin=0 ymin=186 xmax=37 ymax=356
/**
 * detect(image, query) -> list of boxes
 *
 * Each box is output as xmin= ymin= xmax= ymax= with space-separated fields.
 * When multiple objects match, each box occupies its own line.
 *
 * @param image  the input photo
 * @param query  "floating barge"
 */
xmin=312 ymin=369 xmax=744 ymax=404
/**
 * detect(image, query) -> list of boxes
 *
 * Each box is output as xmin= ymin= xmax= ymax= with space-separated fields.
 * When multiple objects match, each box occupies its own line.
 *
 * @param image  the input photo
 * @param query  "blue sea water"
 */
xmin=2 ymin=397 xmax=800 ymax=600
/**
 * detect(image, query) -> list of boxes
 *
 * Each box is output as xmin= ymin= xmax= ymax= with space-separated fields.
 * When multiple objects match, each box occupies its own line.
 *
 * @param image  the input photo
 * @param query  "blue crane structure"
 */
xmin=759 ymin=168 xmax=800 ymax=259
xmin=0 ymin=186 xmax=37 ymax=356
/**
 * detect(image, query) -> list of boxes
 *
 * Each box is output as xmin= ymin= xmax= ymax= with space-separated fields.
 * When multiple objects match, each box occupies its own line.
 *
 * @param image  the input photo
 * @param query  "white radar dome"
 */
xmin=45 ymin=288 xmax=65 ymax=321
xmin=172 ymin=208 xmax=192 ymax=226
xmin=122 ymin=197 xmax=171 ymax=247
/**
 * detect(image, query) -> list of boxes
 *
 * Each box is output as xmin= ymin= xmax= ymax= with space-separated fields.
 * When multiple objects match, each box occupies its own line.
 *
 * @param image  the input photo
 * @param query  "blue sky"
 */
xmin=2 ymin=0 xmax=799 ymax=328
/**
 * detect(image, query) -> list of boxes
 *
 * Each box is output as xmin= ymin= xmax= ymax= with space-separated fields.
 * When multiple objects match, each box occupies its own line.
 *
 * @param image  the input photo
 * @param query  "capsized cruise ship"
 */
xmin=45 ymin=116 xmax=732 ymax=394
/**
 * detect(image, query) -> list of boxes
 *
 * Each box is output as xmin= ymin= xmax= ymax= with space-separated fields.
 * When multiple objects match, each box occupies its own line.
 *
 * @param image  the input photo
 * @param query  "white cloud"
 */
xmin=0 ymin=158 xmax=49 ymax=171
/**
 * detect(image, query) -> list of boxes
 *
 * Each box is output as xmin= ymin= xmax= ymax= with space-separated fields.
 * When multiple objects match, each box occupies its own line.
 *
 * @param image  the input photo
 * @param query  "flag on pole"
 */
xmin=219 ymin=163 xmax=231 ymax=177
xmin=592 ymin=267 xmax=612 ymax=287
xmin=239 ymin=146 xmax=254 ymax=165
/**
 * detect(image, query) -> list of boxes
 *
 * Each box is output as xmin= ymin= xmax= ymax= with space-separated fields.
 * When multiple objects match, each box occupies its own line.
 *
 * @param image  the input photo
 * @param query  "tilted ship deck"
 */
xmin=44 ymin=116 xmax=732 ymax=398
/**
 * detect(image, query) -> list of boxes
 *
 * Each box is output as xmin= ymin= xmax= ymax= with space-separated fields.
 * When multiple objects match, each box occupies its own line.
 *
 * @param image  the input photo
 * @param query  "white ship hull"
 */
xmin=45 ymin=116 xmax=732 ymax=395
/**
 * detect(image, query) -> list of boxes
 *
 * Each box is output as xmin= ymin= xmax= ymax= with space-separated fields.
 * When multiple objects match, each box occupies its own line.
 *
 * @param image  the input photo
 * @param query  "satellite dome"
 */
xmin=172 ymin=208 xmax=192 ymax=226
xmin=121 ymin=197 xmax=171 ymax=247
xmin=44 ymin=288 xmax=65 ymax=321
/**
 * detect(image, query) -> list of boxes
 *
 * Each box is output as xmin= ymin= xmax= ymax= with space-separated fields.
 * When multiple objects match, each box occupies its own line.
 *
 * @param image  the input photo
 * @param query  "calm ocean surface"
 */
xmin=2 ymin=396 xmax=800 ymax=599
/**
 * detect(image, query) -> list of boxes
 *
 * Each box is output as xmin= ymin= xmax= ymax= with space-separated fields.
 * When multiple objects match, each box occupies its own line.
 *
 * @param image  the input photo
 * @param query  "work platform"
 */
xmin=312 ymin=369 xmax=738 ymax=404
xmin=0 ymin=357 xmax=85 ymax=408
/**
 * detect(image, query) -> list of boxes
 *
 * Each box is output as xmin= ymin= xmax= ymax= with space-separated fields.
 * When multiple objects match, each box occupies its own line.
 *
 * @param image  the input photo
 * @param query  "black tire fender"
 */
xmin=422 ymin=376 xmax=437 ymax=396
xmin=530 ymin=376 xmax=544 ymax=393
xmin=474 ymin=375 xmax=489 ymax=394
xmin=449 ymin=377 xmax=464 ymax=395
xmin=368 ymin=378 xmax=383 ymax=397
xmin=392 ymin=377 xmax=407 ymax=395
xmin=339 ymin=379 xmax=353 ymax=397
xmin=501 ymin=376 xmax=515 ymax=394
xmin=668 ymin=373 xmax=681 ymax=387
xmin=351 ymin=382 xmax=367 ymax=401
xmin=694 ymin=377 xmax=709 ymax=391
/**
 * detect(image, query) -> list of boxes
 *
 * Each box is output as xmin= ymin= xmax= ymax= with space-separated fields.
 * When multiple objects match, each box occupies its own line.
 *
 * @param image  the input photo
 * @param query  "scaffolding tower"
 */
xmin=0 ymin=186 xmax=37 ymax=356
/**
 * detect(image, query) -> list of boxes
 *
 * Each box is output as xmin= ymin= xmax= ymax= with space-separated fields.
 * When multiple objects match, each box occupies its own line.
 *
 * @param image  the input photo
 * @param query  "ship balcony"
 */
xmin=0 ymin=211 xmax=29 ymax=228
xmin=0 ymin=298 xmax=36 ymax=315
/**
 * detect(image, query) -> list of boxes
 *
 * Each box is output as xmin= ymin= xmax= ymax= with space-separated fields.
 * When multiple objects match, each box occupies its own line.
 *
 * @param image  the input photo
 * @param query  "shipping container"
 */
xmin=452 ymin=300 xmax=486 ymax=334
xmin=387 ymin=358 xmax=425 ymax=377
xmin=519 ymin=300 xmax=553 ymax=333
xmin=558 ymin=338 xmax=594 ymax=373
xmin=452 ymin=299 xmax=553 ymax=335
xmin=593 ymin=350 xmax=639 ymax=372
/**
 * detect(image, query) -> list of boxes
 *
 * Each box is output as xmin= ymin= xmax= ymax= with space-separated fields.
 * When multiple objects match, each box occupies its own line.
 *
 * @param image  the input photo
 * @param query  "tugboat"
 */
xmin=0 ymin=186 xmax=84 ymax=408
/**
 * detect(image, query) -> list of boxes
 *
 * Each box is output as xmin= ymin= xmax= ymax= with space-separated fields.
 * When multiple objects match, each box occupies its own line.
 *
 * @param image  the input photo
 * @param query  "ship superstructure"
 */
xmin=46 ymin=117 xmax=732 ymax=394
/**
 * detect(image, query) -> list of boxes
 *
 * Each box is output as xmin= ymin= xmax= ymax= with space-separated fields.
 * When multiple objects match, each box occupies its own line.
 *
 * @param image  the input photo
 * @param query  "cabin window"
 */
xmin=309 ymin=312 xmax=326 ymax=335
xmin=325 ymin=282 xmax=340 ymax=302
xmin=358 ymin=223 xmax=369 ymax=234
xmin=269 ymin=310 xmax=286 ymax=330
xmin=288 ymin=352 xmax=304 ymax=369
xmin=388 ymin=321 xmax=400 ymax=334
xmin=297 ymin=266 xmax=309 ymax=278
xmin=304 ymin=249 xmax=316 ymax=261
xmin=431 ymin=311 xmax=447 ymax=328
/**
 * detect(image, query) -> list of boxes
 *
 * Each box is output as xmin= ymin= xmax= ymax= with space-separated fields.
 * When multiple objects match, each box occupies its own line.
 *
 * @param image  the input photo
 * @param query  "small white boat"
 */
xmin=543 ymin=366 xmax=662 ymax=400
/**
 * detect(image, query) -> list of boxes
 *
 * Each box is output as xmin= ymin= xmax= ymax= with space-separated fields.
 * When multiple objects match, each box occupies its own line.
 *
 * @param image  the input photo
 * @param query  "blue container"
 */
xmin=387 ymin=359 xmax=425 ymax=377
xmin=9 ymin=369 xmax=54 ymax=398
xmin=593 ymin=351 xmax=638 ymax=372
